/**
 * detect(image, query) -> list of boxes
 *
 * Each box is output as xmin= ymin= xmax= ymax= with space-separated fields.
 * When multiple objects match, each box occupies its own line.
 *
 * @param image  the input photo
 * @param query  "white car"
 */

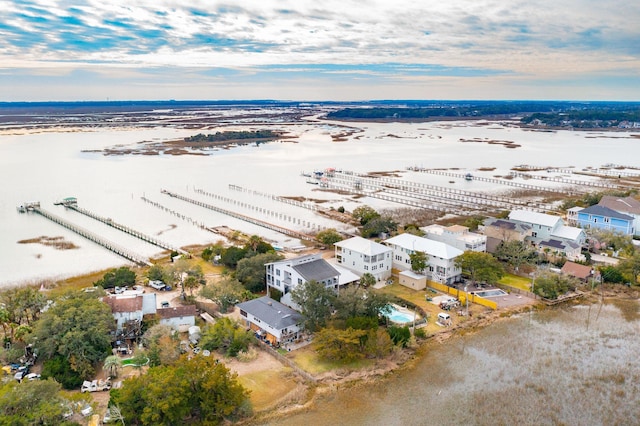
xmin=25 ymin=373 xmax=41 ymax=381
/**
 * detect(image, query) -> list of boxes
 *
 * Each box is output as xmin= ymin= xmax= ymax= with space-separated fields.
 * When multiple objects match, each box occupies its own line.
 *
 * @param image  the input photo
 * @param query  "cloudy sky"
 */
xmin=1 ymin=0 xmax=639 ymax=101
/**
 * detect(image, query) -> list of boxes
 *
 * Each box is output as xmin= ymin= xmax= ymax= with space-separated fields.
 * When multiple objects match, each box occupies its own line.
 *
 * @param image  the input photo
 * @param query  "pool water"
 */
xmin=386 ymin=305 xmax=416 ymax=324
xmin=473 ymin=289 xmax=508 ymax=298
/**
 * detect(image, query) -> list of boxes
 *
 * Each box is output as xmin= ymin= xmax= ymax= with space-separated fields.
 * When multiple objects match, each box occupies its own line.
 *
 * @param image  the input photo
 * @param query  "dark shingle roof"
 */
xmin=599 ymin=196 xmax=640 ymax=215
xmin=292 ymin=258 xmax=339 ymax=282
xmin=157 ymin=305 xmax=197 ymax=319
xmin=579 ymin=205 xmax=634 ymax=221
xmin=236 ymin=297 xmax=303 ymax=330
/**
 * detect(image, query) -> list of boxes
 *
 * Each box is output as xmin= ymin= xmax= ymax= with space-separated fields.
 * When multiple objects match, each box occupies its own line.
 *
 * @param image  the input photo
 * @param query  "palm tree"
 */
xmin=103 ymin=355 xmax=122 ymax=378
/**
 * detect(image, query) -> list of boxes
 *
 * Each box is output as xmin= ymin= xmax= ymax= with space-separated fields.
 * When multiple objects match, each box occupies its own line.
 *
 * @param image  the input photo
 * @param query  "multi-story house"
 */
xmin=383 ymin=233 xmax=463 ymax=285
xmin=265 ymin=254 xmax=340 ymax=296
xmin=570 ymin=204 xmax=635 ymax=235
xmin=597 ymin=195 xmax=640 ymax=236
xmin=420 ymin=224 xmax=487 ymax=252
xmin=236 ymin=296 xmax=304 ymax=346
xmin=334 ymin=236 xmax=392 ymax=281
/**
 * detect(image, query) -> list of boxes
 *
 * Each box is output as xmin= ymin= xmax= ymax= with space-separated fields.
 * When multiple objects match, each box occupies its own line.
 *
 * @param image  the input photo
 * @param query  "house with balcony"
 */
xmin=334 ymin=236 xmax=392 ymax=281
xmin=236 ymin=296 xmax=304 ymax=346
xmin=597 ymin=195 xmax=640 ymax=236
xmin=103 ymin=293 xmax=157 ymax=341
xmin=266 ymin=254 xmax=341 ymax=297
xmin=420 ymin=224 xmax=487 ymax=252
xmin=570 ymin=204 xmax=635 ymax=236
xmin=382 ymin=233 xmax=463 ymax=285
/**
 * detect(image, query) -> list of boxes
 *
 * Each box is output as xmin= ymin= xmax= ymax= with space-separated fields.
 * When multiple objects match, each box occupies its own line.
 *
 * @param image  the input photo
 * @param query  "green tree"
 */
xmin=455 ymin=251 xmax=505 ymax=285
xmin=220 ymin=246 xmax=249 ymax=269
xmin=364 ymin=328 xmax=394 ymax=358
xmin=617 ymin=251 xmax=640 ymax=285
xmin=361 ymin=216 xmax=397 ymax=238
xmin=200 ymin=317 xmax=254 ymax=357
xmin=409 ymin=251 xmax=428 ymax=273
xmin=352 ymin=206 xmax=380 ymax=225
xmin=359 ymin=272 xmax=376 ymax=288
xmin=146 ymin=264 xmax=165 ymax=282
xmin=200 ymin=278 xmax=248 ymax=313
xmin=103 ymin=355 xmax=122 ymax=378
xmin=290 ymin=280 xmax=336 ymax=332
xmin=41 ymin=355 xmax=83 ymax=389
xmin=32 ymin=292 xmax=115 ymax=383
xmin=0 ymin=287 xmax=47 ymax=342
xmin=532 ymin=271 xmax=576 ymax=299
xmin=333 ymin=286 xmax=367 ymax=320
xmin=387 ymin=325 xmax=411 ymax=347
xmin=0 ymin=378 xmax=77 ymax=426
xmin=494 ymin=240 xmax=538 ymax=272
xmin=463 ymin=215 xmax=486 ymax=231
xmin=313 ymin=327 xmax=368 ymax=362
xmin=599 ymin=265 xmax=625 ymax=284
xmin=235 ymin=252 xmax=284 ymax=292
xmin=142 ymin=324 xmax=180 ymax=367
xmin=95 ymin=266 xmax=137 ymax=289
xmin=111 ymin=355 xmax=250 ymax=425
xmin=316 ymin=228 xmax=344 ymax=246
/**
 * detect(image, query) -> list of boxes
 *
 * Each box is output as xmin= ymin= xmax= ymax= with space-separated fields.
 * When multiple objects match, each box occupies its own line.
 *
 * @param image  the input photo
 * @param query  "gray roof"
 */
xmin=236 ymin=297 xmax=303 ymax=330
xmin=579 ymin=204 xmax=634 ymax=221
xmin=539 ymin=239 xmax=579 ymax=250
xmin=292 ymin=258 xmax=339 ymax=282
xmin=484 ymin=218 xmax=531 ymax=232
xmin=599 ymin=196 xmax=640 ymax=215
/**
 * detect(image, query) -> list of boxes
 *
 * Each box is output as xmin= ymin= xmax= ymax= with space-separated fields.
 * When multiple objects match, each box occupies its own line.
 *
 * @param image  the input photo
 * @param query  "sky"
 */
xmin=1 ymin=0 xmax=639 ymax=101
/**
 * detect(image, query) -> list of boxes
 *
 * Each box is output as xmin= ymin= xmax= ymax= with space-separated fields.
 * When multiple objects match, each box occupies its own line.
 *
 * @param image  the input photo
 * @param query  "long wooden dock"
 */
xmin=27 ymin=205 xmax=152 ymax=266
xmin=161 ymin=190 xmax=317 ymax=242
xmin=327 ymin=171 xmax=553 ymax=213
xmin=62 ymin=203 xmax=189 ymax=256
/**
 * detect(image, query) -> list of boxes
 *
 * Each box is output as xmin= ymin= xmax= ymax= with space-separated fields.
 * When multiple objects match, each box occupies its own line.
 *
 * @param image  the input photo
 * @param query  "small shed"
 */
xmin=399 ymin=270 xmax=427 ymax=290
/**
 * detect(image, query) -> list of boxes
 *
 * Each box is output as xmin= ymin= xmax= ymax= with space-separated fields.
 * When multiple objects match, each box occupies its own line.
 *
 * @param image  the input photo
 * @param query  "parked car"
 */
xmin=25 ymin=373 xmax=41 ymax=381
xmin=149 ymin=280 xmax=166 ymax=291
xmin=161 ymin=301 xmax=170 ymax=308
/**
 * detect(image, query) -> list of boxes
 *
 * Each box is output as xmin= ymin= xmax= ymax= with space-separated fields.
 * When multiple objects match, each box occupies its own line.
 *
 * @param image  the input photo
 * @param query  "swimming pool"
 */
xmin=473 ymin=289 xmax=508 ymax=298
xmin=386 ymin=305 xmax=417 ymax=324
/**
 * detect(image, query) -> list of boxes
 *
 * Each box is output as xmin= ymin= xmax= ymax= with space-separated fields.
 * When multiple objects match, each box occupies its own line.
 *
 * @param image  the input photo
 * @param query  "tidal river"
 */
xmin=269 ymin=301 xmax=640 ymax=426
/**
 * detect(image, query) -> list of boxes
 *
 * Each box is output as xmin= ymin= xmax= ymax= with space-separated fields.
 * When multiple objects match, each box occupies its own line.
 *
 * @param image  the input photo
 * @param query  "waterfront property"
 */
xmin=266 ymin=254 xmax=341 ymax=297
xmin=597 ymin=195 xmax=640 ymax=236
xmin=420 ymin=224 xmax=487 ymax=252
xmin=236 ymin=296 xmax=304 ymax=346
xmin=568 ymin=204 xmax=635 ymax=235
xmin=480 ymin=218 xmax=533 ymax=253
xmin=157 ymin=305 xmax=197 ymax=332
xmin=383 ymin=233 xmax=463 ymax=285
xmin=334 ymin=236 xmax=393 ymax=281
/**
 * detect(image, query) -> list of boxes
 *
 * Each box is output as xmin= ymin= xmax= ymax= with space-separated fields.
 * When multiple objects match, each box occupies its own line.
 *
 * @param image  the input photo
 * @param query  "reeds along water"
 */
xmin=269 ymin=303 xmax=640 ymax=426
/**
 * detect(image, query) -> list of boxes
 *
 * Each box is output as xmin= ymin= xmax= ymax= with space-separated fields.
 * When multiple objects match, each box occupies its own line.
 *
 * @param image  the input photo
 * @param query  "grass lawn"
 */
xmin=499 ymin=273 xmax=532 ymax=291
xmin=238 ymin=369 xmax=298 ymax=411
xmin=289 ymin=346 xmax=374 ymax=375
xmin=375 ymin=283 xmax=430 ymax=310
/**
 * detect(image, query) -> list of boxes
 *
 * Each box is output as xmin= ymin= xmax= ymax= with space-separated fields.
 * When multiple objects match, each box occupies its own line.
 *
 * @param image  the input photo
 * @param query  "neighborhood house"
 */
xmin=236 ymin=296 xmax=304 ymax=346
xmin=334 ymin=236 xmax=393 ymax=281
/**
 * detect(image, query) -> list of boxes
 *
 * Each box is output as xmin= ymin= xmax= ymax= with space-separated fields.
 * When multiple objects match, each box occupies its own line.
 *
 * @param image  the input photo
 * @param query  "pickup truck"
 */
xmin=149 ymin=280 xmax=166 ymax=291
xmin=81 ymin=377 xmax=112 ymax=392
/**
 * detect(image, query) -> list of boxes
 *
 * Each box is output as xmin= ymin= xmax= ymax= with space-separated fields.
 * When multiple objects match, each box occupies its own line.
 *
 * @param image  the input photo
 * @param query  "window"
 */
xmin=240 ymin=310 xmax=247 ymax=317
xmin=364 ymin=265 xmax=369 ymax=270
xmin=276 ymin=269 xmax=280 ymax=276
xmin=532 ymin=232 xmax=537 ymax=238
xmin=395 ymin=255 xmax=402 ymax=261
xmin=298 ymin=278 xmax=302 ymax=285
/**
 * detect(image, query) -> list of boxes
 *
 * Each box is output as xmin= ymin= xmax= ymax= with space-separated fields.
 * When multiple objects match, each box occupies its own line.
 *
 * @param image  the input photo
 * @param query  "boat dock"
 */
xmin=161 ymin=190 xmax=317 ymax=242
xmin=18 ymin=203 xmax=152 ymax=266
xmin=58 ymin=200 xmax=188 ymax=257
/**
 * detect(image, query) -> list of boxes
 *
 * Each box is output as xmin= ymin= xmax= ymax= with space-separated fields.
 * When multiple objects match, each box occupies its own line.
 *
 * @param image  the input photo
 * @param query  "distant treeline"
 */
xmin=326 ymin=102 xmax=640 ymax=128
xmin=521 ymin=107 xmax=640 ymax=128
xmin=184 ymin=130 xmax=280 ymax=143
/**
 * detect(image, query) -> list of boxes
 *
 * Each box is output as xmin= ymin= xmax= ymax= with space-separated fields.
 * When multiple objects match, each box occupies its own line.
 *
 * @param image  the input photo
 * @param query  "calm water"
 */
xmin=1 ymin=117 xmax=639 ymax=286
xmin=269 ymin=302 xmax=640 ymax=426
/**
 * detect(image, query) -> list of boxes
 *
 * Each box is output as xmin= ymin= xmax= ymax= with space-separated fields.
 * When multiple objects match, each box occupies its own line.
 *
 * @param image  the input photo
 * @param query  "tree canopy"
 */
xmin=95 ymin=266 xmax=136 ymax=289
xmin=290 ymin=280 xmax=336 ymax=332
xmin=110 ymin=355 xmax=250 ymax=425
xmin=200 ymin=278 xmax=250 ymax=313
xmin=409 ymin=251 xmax=428 ymax=274
xmin=235 ymin=252 xmax=283 ymax=292
xmin=455 ymin=251 xmax=505 ymax=285
xmin=32 ymin=292 xmax=115 ymax=383
xmin=316 ymin=228 xmax=344 ymax=246
xmin=494 ymin=240 xmax=538 ymax=271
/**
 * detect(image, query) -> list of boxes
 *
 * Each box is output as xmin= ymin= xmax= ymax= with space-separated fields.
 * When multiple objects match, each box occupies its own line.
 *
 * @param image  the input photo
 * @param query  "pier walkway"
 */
xmin=161 ymin=190 xmax=317 ymax=242
xmin=324 ymin=171 xmax=553 ymax=213
xmin=407 ymin=167 xmax=583 ymax=195
xmin=62 ymin=203 xmax=188 ymax=256
xmin=25 ymin=204 xmax=151 ymax=266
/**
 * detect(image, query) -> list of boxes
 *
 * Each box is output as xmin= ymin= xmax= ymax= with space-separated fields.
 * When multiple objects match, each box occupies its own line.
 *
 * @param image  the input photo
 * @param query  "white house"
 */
xmin=420 ymin=224 xmax=487 ymax=252
xmin=509 ymin=209 xmax=586 ymax=245
xmin=266 ymin=254 xmax=341 ymax=296
xmin=104 ymin=293 xmax=156 ymax=332
xmin=334 ymin=236 xmax=393 ymax=281
xmin=236 ymin=296 xmax=304 ymax=346
xmin=383 ymin=233 xmax=464 ymax=285
xmin=158 ymin=305 xmax=197 ymax=332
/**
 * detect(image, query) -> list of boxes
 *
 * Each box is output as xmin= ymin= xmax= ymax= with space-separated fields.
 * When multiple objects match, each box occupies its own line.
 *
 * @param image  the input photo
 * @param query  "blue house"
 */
xmin=574 ymin=205 xmax=635 ymax=235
